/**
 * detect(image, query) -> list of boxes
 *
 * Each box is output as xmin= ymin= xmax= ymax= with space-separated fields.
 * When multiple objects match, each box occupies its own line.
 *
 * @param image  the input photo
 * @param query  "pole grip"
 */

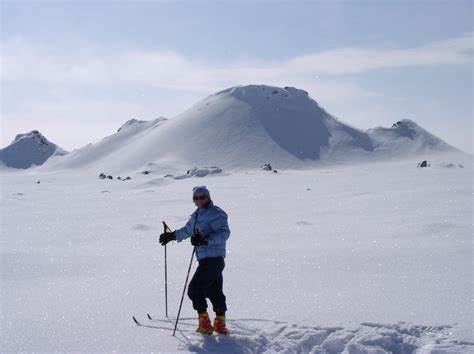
xmin=162 ymin=221 xmax=172 ymax=233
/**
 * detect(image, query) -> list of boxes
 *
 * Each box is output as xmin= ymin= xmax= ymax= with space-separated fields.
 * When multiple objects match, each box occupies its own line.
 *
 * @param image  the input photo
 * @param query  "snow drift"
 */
xmin=0 ymin=130 xmax=67 ymax=169
xmin=36 ymin=85 xmax=457 ymax=173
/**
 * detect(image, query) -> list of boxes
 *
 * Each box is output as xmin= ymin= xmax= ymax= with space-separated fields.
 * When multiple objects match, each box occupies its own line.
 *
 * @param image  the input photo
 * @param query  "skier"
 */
xmin=159 ymin=186 xmax=230 ymax=335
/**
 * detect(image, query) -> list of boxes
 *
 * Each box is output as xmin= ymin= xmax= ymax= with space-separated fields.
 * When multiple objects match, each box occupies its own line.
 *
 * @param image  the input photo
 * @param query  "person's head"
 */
xmin=192 ymin=186 xmax=211 ymax=208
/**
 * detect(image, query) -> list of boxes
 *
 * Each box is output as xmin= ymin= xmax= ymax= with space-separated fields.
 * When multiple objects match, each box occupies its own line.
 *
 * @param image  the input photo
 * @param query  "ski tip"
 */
xmin=147 ymin=313 xmax=152 ymax=320
xmin=132 ymin=316 xmax=140 ymax=325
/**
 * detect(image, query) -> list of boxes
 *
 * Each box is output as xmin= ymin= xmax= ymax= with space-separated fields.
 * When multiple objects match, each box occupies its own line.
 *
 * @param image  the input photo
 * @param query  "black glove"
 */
xmin=191 ymin=229 xmax=208 ymax=246
xmin=159 ymin=231 xmax=176 ymax=246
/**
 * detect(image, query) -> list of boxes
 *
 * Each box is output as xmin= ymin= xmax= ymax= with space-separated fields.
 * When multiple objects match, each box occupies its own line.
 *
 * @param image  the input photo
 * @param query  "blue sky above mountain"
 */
xmin=1 ymin=0 xmax=472 ymax=152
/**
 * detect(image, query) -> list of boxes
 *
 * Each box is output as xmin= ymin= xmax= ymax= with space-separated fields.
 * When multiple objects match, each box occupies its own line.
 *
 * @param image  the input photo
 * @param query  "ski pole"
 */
xmin=173 ymin=246 xmax=196 ymax=336
xmin=162 ymin=221 xmax=172 ymax=318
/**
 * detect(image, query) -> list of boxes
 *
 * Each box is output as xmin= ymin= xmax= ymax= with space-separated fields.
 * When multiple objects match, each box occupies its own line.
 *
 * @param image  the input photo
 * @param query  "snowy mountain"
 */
xmin=40 ymin=85 xmax=457 ymax=173
xmin=367 ymin=119 xmax=457 ymax=155
xmin=0 ymin=130 xmax=67 ymax=169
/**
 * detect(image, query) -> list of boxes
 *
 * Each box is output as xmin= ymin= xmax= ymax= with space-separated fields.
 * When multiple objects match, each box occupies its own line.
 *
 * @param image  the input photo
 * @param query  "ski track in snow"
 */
xmin=146 ymin=318 xmax=473 ymax=353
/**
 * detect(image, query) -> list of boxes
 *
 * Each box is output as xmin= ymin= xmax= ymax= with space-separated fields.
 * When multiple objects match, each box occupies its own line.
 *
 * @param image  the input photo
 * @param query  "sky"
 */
xmin=1 ymin=0 xmax=473 ymax=152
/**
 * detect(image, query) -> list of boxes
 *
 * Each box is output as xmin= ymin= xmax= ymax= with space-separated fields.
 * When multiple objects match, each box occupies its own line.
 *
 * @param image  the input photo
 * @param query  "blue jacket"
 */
xmin=175 ymin=203 xmax=230 ymax=260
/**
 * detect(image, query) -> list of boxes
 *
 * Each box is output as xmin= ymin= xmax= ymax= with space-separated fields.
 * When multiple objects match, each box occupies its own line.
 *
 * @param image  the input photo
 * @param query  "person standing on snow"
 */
xmin=159 ymin=186 xmax=230 ymax=335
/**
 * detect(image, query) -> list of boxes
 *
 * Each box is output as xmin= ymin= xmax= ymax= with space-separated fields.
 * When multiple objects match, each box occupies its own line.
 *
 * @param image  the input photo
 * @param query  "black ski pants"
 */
xmin=187 ymin=256 xmax=227 ymax=315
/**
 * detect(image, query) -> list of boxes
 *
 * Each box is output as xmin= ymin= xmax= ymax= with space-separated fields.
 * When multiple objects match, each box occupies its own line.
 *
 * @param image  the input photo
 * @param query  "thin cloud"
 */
xmin=1 ymin=32 xmax=472 ymax=89
xmin=286 ymin=32 xmax=473 ymax=75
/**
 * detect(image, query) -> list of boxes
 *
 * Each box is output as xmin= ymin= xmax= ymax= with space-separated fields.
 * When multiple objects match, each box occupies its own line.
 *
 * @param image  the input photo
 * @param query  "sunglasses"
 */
xmin=193 ymin=195 xmax=207 ymax=201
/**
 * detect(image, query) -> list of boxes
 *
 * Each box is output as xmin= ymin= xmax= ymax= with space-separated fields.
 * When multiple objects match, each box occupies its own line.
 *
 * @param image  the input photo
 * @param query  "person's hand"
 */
xmin=191 ymin=229 xmax=208 ymax=246
xmin=159 ymin=231 xmax=176 ymax=246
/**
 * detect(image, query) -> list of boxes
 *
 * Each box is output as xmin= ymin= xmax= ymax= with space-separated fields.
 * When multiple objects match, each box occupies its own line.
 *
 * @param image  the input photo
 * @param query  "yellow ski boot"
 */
xmin=196 ymin=312 xmax=213 ymax=335
xmin=213 ymin=315 xmax=228 ymax=335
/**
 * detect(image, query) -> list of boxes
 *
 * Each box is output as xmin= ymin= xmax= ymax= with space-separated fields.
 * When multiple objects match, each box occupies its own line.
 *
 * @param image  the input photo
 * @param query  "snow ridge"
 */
xmin=15 ymin=85 xmax=460 ymax=172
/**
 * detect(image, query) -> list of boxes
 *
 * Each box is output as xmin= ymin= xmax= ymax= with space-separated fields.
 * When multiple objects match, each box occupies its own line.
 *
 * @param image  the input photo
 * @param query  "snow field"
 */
xmin=1 ymin=154 xmax=472 ymax=352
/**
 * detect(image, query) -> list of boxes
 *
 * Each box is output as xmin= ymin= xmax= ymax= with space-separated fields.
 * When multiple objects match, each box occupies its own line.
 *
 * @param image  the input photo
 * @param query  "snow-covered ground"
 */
xmin=1 ymin=153 xmax=472 ymax=353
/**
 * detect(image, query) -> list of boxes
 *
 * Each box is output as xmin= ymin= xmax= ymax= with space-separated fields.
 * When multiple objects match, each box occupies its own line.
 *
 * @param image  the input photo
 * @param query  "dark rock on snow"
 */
xmin=417 ymin=160 xmax=430 ymax=168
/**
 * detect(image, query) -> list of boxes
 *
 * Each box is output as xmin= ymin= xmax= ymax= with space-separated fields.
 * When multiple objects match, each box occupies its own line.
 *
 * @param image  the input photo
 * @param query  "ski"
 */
xmin=132 ymin=315 xmax=192 ymax=333
xmin=131 ymin=313 xmax=159 ymax=325
xmin=132 ymin=314 xmax=156 ymax=326
xmin=132 ymin=314 xmax=174 ymax=325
